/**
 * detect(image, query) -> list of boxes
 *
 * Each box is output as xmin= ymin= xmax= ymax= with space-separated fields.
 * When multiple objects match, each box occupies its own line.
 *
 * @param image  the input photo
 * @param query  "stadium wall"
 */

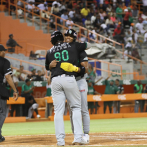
xmin=0 ymin=12 xmax=52 ymax=49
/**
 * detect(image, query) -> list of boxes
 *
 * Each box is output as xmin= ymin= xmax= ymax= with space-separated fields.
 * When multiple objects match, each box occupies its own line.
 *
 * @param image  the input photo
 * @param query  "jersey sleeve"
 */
xmin=45 ymin=52 xmax=51 ymax=71
xmin=75 ymin=42 xmax=87 ymax=53
xmin=79 ymin=51 xmax=88 ymax=63
xmin=21 ymin=84 xmax=25 ymax=92
xmin=4 ymin=59 xmax=12 ymax=76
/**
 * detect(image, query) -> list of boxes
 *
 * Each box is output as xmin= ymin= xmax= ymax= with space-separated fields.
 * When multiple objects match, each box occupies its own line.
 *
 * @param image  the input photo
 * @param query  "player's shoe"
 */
xmin=0 ymin=136 xmax=5 ymax=142
xmin=83 ymin=134 xmax=89 ymax=143
xmin=37 ymin=114 xmax=41 ymax=118
xmin=72 ymin=137 xmax=88 ymax=145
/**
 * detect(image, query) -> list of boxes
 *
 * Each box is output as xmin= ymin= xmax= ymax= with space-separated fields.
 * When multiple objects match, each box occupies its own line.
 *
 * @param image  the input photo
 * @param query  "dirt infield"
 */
xmin=1 ymin=132 xmax=147 ymax=146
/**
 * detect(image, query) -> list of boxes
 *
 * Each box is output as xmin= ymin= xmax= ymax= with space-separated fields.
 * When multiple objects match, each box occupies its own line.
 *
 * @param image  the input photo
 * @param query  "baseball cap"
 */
xmin=0 ymin=44 xmax=7 ymax=51
xmin=31 ymin=68 xmax=36 ymax=72
xmin=9 ymin=34 xmax=13 ymax=37
xmin=44 ymin=2 xmax=47 ymax=4
xmin=25 ymin=79 xmax=31 ymax=83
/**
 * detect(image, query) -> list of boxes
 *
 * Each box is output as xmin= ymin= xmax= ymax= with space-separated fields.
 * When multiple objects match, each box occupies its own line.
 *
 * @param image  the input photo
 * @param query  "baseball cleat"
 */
xmin=37 ymin=114 xmax=41 ymax=118
xmin=83 ymin=134 xmax=89 ymax=143
xmin=72 ymin=137 xmax=88 ymax=145
xmin=0 ymin=136 xmax=5 ymax=142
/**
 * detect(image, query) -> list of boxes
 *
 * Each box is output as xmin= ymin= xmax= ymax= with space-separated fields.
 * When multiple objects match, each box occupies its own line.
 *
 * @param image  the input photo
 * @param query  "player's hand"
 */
xmin=60 ymin=62 xmax=79 ymax=72
xmin=13 ymin=92 xmax=18 ymax=101
xmin=31 ymin=86 xmax=35 ymax=90
xmin=50 ymin=60 xmax=59 ymax=69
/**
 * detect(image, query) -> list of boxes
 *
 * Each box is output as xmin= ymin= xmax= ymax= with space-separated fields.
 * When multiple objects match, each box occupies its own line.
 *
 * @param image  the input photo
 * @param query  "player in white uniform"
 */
xmin=64 ymin=29 xmax=90 ymax=143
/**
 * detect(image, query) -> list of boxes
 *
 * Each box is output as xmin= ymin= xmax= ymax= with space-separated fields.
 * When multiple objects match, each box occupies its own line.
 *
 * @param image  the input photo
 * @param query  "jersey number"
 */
xmin=54 ymin=50 xmax=69 ymax=61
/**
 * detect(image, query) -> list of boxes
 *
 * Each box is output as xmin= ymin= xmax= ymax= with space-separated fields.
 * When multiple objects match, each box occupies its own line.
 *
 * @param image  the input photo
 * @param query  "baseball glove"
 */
xmin=60 ymin=62 xmax=79 ymax=72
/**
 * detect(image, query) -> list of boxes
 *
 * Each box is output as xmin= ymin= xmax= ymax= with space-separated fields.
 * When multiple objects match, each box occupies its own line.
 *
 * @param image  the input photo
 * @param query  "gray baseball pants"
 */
xmin=74 ymin=78 xmax=90 ymax=134
xmin=51 ymin=76 xmax=83 ymax=146
xmin=0 ymin=97 xmax=7 ymax=137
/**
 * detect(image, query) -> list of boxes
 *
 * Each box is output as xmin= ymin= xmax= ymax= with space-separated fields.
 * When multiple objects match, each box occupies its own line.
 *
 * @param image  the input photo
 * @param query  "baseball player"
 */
xmin=45 ymin=31 xmax=98 ymax=146
xmin=64 ymin=29 xmax=90 ymax=143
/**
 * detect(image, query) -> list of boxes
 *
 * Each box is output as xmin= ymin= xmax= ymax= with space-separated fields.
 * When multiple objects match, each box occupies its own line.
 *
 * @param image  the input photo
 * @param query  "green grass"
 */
xmin=2 ymin=117 xmax=147 ymax=136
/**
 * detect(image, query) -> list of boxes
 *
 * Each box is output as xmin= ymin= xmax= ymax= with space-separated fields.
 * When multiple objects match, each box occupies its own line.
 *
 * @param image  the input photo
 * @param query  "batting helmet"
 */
xmin=64 ymin=29 xmax=77 ymax=42
xmin=51 ymin=31 xmax=64 ymax=45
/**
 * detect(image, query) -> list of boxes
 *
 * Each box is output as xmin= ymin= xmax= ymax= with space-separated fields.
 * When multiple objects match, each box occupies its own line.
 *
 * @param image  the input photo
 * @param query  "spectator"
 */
xmin=132 ymin=47 xmax=141 ymax=63
xmin=60 ymin=1 xmax=66 ymax=14
xmin=99 ymin=21 xmax=108 ymax=34
xmin=60 ymin=10 xmax=68 ymax=24
xmin=131 ymin=2 xmax=139 ymax=18
xmin=113 ymin=25 xmax=123 ymax=43
xmin=106 ymin=4 xmax=112 ymax=13
xmin=34 ymin=68 xmax=45 ymax=81
xmin=37 ymin=2 xmax=48 ymax=11
xmin=67 ymin=1 xmax=73 ymax=9
xmin=99 ymin=4 xmax=106 ymax=11
xmin=12 ymin=65 xmax=27 ymax=82
xmin=123 ymin=7 xmax=132 ymax=28
xmin=81 ymin=6 xmax=90 ymax=17
xmin=85 ymin=17 xmax=93 ymax=29
xmin=142 ymin=12 xmax=147 ymax=21
xmin=123 ymin=47 xmax=132 ymax=60
xmin=136 ymin=20 xmax=146 ymax=34
xmin=29 ymin=51 xmax=39 ymax=60
xmin=144 ymin=31 xmax=147 ymax=44
xmin=87 ymin=79 xmax=101 ymax=114
xmin=142 ymin=0 xmax=147 ymax=14
xmin=91 ymin=13 xmax=97 ymax=24
xmin=51 ymin=4 xmax=60 ymax=15
xmin=134 ymin=80 xmax=144 ymax=113
xmin=6 ymin=34 xmax=22 ymax=53
xmin=116 ymin=4 xmax=123 ymax=23
xmin=105 ymin=15 xmax=115 ymax=30
xmin=125 ymin=30 xmax=132 ymax=43
xmin=132 ymin=29 xmax=139 ymax=45
xmin=66 ymin=17 xmax=74 ymax=29
xmin=113 ymin=79 xmax=124 ymax=113
xmin=88 ymin=63 xmax=96 ymax=82
xmin=110 ymin=13 xmax=116 ymax=23
xmin=69 ymin=9 xmax=75 ymax=19
xmin=93 ymin=15 xmax=103 ymax=28
xmin=138 ymin=13 xmax=143 ymax=22
xmin=122 ymin=2 xmax=127 ymax=12
xmin=21 ymin=79 xmax=40 ymax=118
xmin=125 ymin=38 xmax=133 ymax=48
xmin=125 ymin=0 xmax=131 ymax=7
xmin=52 ymin=0 xmax=61 ymax=8
xmin=28 ymin=68 xmax=37 ymax=80
xmin=104 ymin=76 xmax=119 ymax=114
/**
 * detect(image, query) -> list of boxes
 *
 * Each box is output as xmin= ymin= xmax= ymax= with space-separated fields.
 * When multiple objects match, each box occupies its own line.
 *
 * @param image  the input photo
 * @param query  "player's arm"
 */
xmin=4 ymin=60 xmax=18 ymax=101
xmin=81 ymin=61 xmax=88 ymax=73
xmin=45 ymin=52 xmax=51 ymax=71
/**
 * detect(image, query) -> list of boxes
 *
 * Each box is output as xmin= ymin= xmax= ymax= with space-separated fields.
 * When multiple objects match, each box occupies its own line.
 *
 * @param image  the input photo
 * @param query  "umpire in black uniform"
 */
xmin=0 ymin=45 xmax=18 ymax=142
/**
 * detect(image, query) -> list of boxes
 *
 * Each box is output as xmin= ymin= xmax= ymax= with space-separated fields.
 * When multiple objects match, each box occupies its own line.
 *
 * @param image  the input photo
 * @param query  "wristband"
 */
xmin=79 ymin=66 xmax=85 ymax=75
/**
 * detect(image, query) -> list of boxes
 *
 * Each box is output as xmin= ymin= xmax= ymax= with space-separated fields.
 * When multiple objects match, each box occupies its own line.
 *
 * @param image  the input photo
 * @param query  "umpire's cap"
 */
xmin=64 ymin=29 xmax=77 ymax=42
xmin=0 ymin=44 xmax=7 ymax=51
xmin=51 ymin=31 xmax=64 ymax=45
xmin=9 ymin=34 xmax=13 ymax=37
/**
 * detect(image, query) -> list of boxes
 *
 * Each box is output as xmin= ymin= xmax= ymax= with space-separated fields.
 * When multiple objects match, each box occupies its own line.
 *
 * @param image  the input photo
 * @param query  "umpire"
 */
xmin=0 ymin=45 xmax=18 ymax=142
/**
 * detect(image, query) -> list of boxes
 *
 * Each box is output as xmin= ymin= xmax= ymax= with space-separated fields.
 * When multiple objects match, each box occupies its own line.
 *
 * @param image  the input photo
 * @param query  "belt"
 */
xmin=76 ymin=76 xmax=82 ymax=81
xmin=55 ymin=74 xmax=74 ymax=78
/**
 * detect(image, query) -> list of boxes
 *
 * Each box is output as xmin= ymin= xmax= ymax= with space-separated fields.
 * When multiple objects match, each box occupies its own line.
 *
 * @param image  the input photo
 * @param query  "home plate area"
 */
xmin=1 ymin=132 xmax=147 ymax=146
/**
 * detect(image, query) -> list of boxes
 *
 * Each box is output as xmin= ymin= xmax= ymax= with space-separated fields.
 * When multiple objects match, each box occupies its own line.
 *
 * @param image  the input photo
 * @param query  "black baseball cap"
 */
xmin=0 ymin=45 xmax=7 ymax=51
xmin=9 ymin=34 xmax=13 ymax=37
